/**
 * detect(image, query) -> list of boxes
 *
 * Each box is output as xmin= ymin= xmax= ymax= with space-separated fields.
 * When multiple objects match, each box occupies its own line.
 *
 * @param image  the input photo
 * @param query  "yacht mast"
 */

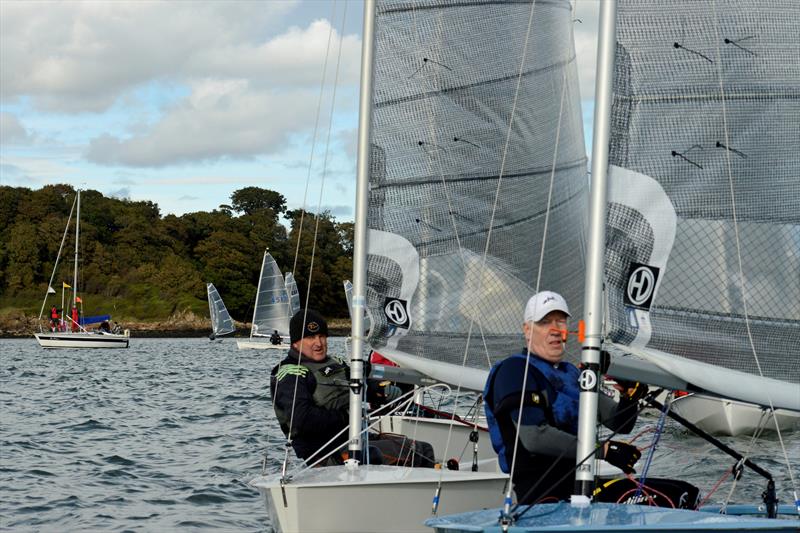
xmin=574 ymin=0 xmax=617 ymax=498
xmin=348 ymin=0 xmax=376 ymax=463
xmin=72 ymin=189 xmax=81 ymax=311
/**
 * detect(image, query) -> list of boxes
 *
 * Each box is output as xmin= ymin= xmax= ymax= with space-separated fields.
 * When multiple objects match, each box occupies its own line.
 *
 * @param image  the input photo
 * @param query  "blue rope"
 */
xmin=635 ymin=395 xmax=669 ymax=500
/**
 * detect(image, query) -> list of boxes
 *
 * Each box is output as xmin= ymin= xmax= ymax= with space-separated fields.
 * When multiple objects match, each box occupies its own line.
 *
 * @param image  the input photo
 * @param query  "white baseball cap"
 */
xmin=524 ymin=291 xmax=571 ymax=323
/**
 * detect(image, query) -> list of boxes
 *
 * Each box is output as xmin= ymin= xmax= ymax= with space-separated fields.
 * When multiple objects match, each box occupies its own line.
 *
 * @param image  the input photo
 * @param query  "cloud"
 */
xmin=86 ymin=79 xmax=321 ymax=166
xmin=1 ymin=2 xmax=359 ymax=114
xmin=108 ymin=187 xmax=131 ymax=200
xmin=0 ymin=1 xmax=306 ymax=112
xmin=0 ymin=113 xmax=33 ymax=144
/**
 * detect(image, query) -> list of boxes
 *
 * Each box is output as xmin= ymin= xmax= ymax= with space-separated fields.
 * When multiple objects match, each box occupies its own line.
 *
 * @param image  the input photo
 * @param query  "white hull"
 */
xmin=34 ymin=330 xmax=130 ymax=349
xmin=376 ymin=415 xmax=498 ymax=466
xmin=374 ymin=414 xmax=626 ymax=476
xmin=251 ymin=465 xmax=507 ymax=533
xmin=237 ymin=339 xmax=289 ymax=350
xmin=670 ymin=393 xmax=800 ymax=436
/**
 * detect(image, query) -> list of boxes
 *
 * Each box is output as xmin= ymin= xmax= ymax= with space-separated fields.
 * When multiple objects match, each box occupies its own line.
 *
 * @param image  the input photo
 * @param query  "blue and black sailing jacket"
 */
xmin=484 ymin=351 xmax=581 ymax=473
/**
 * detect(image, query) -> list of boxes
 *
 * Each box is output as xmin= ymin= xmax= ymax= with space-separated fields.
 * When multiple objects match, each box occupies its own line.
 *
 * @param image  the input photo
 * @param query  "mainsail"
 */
xmin=250 ymin=252 xmax=292 ymax=338
xmin=284 ymin=272 xmax=300 ymax=316
xmin=364 ymin=0 xmax=589 ymax=385
xmin=207 ymin=282 xmax=235 ymax=337
xmin=605 ymin=0 xmax=800 ymax=410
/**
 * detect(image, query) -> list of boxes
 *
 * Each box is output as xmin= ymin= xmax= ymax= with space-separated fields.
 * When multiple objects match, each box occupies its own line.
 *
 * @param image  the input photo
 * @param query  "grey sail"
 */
xmin=251 ymin=252 xmax=292 ymax=338
xmin=365 ymin=0 xmax=589 ymax=385
xmin=284 ymin=272 xmax=300 ymax=317
xmin=605 ymin=0 xmax=800 ymax=410
xmin=207 ymin=282 xmax=235 ymax=337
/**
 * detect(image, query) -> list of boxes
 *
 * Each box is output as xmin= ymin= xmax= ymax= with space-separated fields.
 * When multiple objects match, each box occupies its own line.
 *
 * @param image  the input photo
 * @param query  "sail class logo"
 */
xmin=383 ymin=298 xmax=410 ymax=328
xmin=624 ymin=262 xmax=660 ymax=310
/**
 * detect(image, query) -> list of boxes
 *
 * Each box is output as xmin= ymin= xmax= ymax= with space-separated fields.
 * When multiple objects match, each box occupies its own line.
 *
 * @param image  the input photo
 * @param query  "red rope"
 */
xmin=698 ymin=467 xmax=734 ymax=508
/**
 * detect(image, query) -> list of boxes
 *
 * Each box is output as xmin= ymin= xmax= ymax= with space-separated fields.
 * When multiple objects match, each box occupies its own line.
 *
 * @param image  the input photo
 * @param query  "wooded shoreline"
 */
xmin=0 ymin=312 xmax=351 ymax=339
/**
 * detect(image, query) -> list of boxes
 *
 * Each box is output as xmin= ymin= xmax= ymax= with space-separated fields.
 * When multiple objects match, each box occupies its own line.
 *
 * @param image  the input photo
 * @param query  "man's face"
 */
xmin=292 ymin=333 xmax=328 ymax=362
xmin=523 ymin=310 xmax=568 ymax=364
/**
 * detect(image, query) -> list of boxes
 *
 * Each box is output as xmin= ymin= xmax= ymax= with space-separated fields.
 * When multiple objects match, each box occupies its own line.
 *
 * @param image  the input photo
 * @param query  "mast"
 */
xmin=574 ymin=0 xmax=616 ymax=498
xmin=348 ymin=0 xmax=376 ymax=463
xmin=250 ymin=250 xmax=268 ymax=340
xmin=72 ymin=189 xmax=81 ymax=312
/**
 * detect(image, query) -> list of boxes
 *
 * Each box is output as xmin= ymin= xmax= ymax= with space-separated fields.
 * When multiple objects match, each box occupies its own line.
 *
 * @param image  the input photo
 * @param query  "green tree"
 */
xmin=231 ymin=187 xmax=287 ymax=216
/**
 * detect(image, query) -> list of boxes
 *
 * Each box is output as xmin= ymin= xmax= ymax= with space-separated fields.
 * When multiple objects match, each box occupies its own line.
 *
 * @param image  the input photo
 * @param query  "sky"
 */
xmin=0 ymin=0 xmax=601 ymax=221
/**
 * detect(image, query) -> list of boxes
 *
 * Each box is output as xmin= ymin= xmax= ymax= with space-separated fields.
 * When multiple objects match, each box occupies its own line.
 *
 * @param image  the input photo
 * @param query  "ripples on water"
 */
xmin=1 ymin=337 xmax=798 ymax=531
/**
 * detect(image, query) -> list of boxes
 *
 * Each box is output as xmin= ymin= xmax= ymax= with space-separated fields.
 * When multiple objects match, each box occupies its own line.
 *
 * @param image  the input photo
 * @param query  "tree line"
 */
xmin=0 ymin=184 xmax=354 ymax=322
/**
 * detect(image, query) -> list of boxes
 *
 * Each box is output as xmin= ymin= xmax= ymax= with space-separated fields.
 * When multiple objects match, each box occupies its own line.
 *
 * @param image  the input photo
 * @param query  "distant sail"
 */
xmin=284 ymin=272 xmax=300 ymax=317
xmin=207 ymin=283 xmax=235 ymax=337
xmin=251 ymin=253 xmax=291 ymax=338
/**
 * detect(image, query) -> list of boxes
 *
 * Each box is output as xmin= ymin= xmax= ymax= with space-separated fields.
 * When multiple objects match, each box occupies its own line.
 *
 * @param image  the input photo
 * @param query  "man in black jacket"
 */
xmin=271 ymin=309 xmax=408 ymax=466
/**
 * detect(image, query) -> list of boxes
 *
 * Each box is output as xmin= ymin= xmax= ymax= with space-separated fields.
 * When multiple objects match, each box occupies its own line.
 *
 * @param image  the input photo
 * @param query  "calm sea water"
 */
xmin=1 ymin=337 xmax=797 ymax=531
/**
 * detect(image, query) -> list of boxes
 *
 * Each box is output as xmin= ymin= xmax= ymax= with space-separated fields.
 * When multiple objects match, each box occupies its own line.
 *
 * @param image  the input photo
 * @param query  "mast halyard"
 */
xmin=347 ymin=0 xmax=376 ymax=464
xmin=574 ymin=0 xmax=617 ymax=499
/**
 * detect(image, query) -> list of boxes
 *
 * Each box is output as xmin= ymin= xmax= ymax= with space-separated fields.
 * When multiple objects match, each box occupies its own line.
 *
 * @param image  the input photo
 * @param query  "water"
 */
xmin=1 ymin=338 xmax=798 ymax=531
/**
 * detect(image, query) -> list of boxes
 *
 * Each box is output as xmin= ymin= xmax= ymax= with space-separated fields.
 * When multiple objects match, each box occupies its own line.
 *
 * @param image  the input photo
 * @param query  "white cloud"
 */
xmin=86 ymin=79 xmax=322 ymax=166
xmin=0 ymin=0 xmax=346 ymax=113
xmin=0 ymin=113 xmax=33 ymax=144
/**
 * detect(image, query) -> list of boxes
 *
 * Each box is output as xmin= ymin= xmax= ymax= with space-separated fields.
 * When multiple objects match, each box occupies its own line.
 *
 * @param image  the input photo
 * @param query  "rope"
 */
xmin=269 ymin=0 xmax=342 ymax=481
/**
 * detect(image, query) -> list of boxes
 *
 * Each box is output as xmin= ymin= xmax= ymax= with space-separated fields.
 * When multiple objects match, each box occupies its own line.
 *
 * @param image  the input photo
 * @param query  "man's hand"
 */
xmin=603 ymin=440 xmax=640 ymax=474
xmin=613 ymin=380 xmax=648 ymax=403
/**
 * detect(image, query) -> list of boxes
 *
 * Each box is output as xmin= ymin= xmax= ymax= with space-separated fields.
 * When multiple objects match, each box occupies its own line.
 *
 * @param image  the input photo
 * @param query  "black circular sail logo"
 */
xmin=383 ymin=298 xmax=410 ymax=328
xmin=624 ymin=263 xmax=660 ymax=310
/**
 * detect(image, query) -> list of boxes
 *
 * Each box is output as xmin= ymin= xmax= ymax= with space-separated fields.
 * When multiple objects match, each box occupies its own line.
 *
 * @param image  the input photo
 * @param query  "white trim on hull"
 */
xmin=251 ymin=465 xmax=508 ymax=533
xmin=34 ymin=331 xmax=130 ymax=349
xmin=236 ymin=339 xmax=289 ymax=350
xmin=670 ymin=393 xmax=800 ymax=436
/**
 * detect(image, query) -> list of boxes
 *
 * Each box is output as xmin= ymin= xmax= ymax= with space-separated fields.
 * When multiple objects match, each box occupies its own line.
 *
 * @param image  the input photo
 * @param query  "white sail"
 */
xmin=250 ymin=252 xmax=291 ymax=338
xmin=363 ymin=0 xmax=589 ymax=386
xmin=206 ymin=283 xmax=235 ymax=338
xmin=284 ymin=272 xmax=300 ymax=317
xmin=602 ymin=0 xmax=800 ymax=412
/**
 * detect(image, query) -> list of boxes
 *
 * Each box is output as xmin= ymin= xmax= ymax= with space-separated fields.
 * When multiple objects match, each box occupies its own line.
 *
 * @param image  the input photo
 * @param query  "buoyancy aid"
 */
xmin=272 ymin=354 xmax=350 ymax=421
xmin=303 ymin=356 xmax=350 ymax=412
xmin=484 ymin=351 xmax=581 ymax=473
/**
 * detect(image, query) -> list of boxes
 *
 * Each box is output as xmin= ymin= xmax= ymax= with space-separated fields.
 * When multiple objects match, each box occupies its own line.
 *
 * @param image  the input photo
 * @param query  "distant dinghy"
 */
xmin=206 ymin=283 xmax=235 ymax=341
xmin=237 ymin=251 xmax=292 ymax=350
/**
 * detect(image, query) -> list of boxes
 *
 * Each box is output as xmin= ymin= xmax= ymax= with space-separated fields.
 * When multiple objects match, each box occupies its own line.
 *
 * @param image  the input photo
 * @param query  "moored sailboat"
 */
xmin=34 ymin=189 xmax=130 ymax=349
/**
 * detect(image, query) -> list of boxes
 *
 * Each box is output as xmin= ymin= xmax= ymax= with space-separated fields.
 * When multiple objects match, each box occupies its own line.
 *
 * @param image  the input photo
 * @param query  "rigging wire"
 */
xmin=37 ymin=194 xmax=78 ymax=328
xmin=266 ymin=0 xmax=340 ymax=480
xmin=285 ymin=0 xmax=350 ymax=465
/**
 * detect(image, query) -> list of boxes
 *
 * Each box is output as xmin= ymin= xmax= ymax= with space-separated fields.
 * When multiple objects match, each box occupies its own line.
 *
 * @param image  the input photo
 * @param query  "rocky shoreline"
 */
xmin=0 ymin=310 xmax=351 ymax=339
